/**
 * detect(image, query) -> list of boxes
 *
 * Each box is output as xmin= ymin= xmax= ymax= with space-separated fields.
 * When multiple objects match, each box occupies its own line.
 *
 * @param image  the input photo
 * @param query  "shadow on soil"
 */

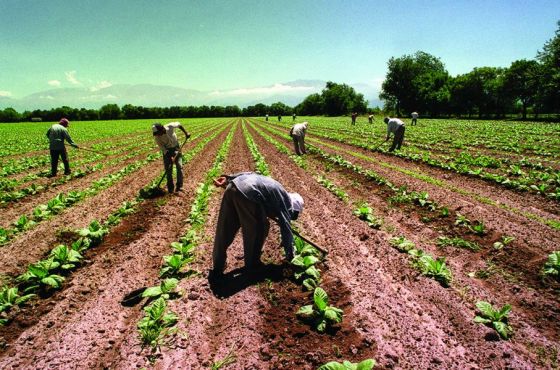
xmin=208 ymin=264 xmax=287 ymax=299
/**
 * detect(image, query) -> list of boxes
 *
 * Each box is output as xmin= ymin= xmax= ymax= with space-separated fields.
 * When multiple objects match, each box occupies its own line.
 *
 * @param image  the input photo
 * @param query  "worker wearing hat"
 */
xmin=210 ymin=172 xmax=304 ymax=279
xmin=46 ymin=118 xmax=79 ymax=177
xmin=289 ymin=121 xmax=308 ymax=155
xmin=152 ymin=122 xmax=190 ymax=193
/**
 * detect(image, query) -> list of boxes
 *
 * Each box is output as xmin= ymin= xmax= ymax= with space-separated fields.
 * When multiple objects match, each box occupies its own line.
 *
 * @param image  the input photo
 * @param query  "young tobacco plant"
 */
xmin=291 ymin=255 xmax=322 ymax=291
xmin=296 ymin=287 xmax=343 ymax=333
xmin=353 ymin=203 xmax=382 ymax=229
xmin=77 ymin=220 xmax=109 ymax=246
xmin=137 ymin=297 xmax=178 ymax=350
xmin=318 ymin=358 xmax=376 ymax=370
xmin=409 ymin=250 xmax=452 ymax=287
xmin=436 ymin=236 xmax=480 ymax=252
xmin=474 ymin=301 xmax=513 ymax=339
xmin=389 ymin=236 xmax=415 ymax=253
xmin=0 ymin=286 xmax=35 ymax=314
xmin=17 ymin=259 xmax=65 ymax=293
xmin=142 ymin=278 xmax=180 ymax=300
xmin=542 ymin=251 xmax=560 ymax=279
xmin=50 ymin=244 xmax=83 ymax=270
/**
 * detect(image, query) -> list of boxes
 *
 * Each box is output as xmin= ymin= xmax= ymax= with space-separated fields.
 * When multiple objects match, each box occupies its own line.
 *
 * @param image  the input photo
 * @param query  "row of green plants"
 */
xmin=0 ymin=199 xmax=137 ymax=325
xmin=304 ymin=121 xmax=560 ymax=201
xmin=245 ymin=121 xmax=374 ymax=367
xmin=0 ymin=122 xmax=226 ymax=246
xmin=137 ymin=122 xmax=236 ymax=357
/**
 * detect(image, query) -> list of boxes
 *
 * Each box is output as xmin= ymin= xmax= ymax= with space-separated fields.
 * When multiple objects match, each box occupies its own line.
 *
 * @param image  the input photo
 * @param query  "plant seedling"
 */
xmin=17 ymin=259 xmax=65 ymax=293
xmin=50 ymin=244 xmax=83 ymax=270
xmin=318 ymin=358 xmax=376 ymax=370
xmin=142 ymin=278 xmax=179 ymax=300
xmin=77 ymin=220 xmax=109 ymax=246
xmin=493 ymin=236 xmax=515 ymax=250
xmin=469 ymin=221 xmax=486 ymax=236
xmin=291 ymin=255 xmax=321 ymax=291
xmin=137 ymin=297 xmax=178 ymax=350
xmin=411 ymin=252 xmax=452 ymax=287
xmin=474 ymin=301 xmax=513 ymax=339
xmin=297 ymin=287 xmax=343 ymax=332
xmin=542 ymin=251 xmax=560 ymax=279
xmin=0 ymin=286 xmax=35 ymax=313
xmin=437 ymin=236 xmax=480 ymax=251
xmin=389 ymin=236 xmax=415 ymax=253
xmin=353 ymin=203 xmax=382 ymax=229
xmin=454 ymin=213 xmax=471 ymax=227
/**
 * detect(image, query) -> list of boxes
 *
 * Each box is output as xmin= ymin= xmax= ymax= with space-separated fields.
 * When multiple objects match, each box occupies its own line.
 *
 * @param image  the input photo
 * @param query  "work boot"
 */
xmin=47 ymin=173 xmax=56 ymax=178
xmin=208 ymin=269 xmax=224 ymax=282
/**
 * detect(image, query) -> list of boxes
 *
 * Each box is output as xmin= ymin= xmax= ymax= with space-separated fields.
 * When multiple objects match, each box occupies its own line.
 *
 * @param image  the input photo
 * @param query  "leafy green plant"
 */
xmin=296 ymin=287 xmax=343 ymax=332
xmin=137 ymin=297 xmax=178 ymax=350
xmin=353 ymin=203 xmax=382 ymax=229
xmin=0 ymin=228 xmax=9 ymax=245
xmin=436 ymin=236 xmax=480 ymax=251
xmin=493 ymin=236 xmax=515 ymax=250
xmin=0 ymin=286 xmax=35 ymax=313
xmin=17 ymin=259 xmax=65 ymax=292
xmin=542 ymin=251 xmax=560 ymax=279
xmin=142 ymin=278 xmax=179 ymax=300
xmin=469 ymin=221 xmax=486 ymax=235
xmin=440 ymin=207 xmax=450 ymax=217
xmin=50 ymin=244 xmax=83 ymax=270
xmin=389 ymin=236 xmax=415 ymax=253
xmin=13 ymin=215 xmax=35 ymax=232
xmin=293 ymin=236 xmax=320 ymax=257
xmin=77 ymin=220 xmax=108 ymax=246
xmin=291 ymin=255 xmax=322 ymax=291
xmin=160 ymin=254 xmax=192 ymax=278
xmin=454 ymin=213 xmax=471 ymax=227
xmin=410 ymin=251 xmax=452 ymax=287
xmin=71 ymin=237 xmax=91 ymax=253
xmin=318 ymin=358 xmax=376 ymax=370
xmin=474 ymin=301 xmax=513 ymax=339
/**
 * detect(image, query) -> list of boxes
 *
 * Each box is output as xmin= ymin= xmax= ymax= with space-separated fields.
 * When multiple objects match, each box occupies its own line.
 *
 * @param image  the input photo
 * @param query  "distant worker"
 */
xmin=290 ymin=121 xmax=308 ymax=155
xmin=46 ymin=118 xmax=79 ymax=177
xmin=278 ymin=114 xmax=282 ymax=122
xmin=265 ymin=114 xmax=269 ymax=122
xmin=292 ymin=113 xmax=296 ymax=121
xmin=210 ymin=172 xmax=304 ymax=279
xmin=383 ymin=117 xmax=406 ymax=152
xmin=368 ymin=114 xmax=374 ymax=124
xmin=152 ymin=122 xmax=191 ymax=193
xmin=351 ymin=112 xmax=357 ymax=125
xmin=411 ymin=112 xmax=419 ymax=126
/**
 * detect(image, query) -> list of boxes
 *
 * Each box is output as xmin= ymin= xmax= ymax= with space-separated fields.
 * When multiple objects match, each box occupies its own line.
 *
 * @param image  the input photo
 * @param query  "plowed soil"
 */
xmin=0 ymin=119 xmax=558 ymax=370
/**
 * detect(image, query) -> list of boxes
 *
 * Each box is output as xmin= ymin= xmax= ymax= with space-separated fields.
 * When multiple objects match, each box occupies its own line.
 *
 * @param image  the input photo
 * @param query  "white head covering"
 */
xmin=289 ymin=192 xmax=304 ymax=212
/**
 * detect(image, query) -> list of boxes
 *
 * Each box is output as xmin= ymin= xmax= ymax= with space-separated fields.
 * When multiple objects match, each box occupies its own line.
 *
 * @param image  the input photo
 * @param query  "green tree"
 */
xmin=503 ymin=59 xmax=540 ymax=119
xmin=296 ymin=93 xmax=323 ymax=115
xmin=380 ymin=51 xmax=449 ymax=116
xmin=99 ymin=104 xmax=121 ymax=120
xmin=321 ymin=82 xmax=367 ymax=116
xmin=536 ymin=20 xmax=560 ymax=114
xmin=0 ymin=107 xmax=21 ymax=122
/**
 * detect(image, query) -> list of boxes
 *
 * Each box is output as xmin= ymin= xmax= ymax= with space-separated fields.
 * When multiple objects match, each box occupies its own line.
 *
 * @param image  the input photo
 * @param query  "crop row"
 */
xmin=137 ymin=122 xmax=235 ymax=360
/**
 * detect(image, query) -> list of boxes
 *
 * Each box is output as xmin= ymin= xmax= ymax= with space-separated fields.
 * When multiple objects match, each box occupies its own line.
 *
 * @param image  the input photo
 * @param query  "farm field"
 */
xmin=0 ymin=117 xmax=559 ymax=369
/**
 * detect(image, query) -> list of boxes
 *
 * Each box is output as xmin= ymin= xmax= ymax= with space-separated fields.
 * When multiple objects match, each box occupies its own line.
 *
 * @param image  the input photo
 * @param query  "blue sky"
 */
xmin=0 ymin=0 xmax=558 ymax=101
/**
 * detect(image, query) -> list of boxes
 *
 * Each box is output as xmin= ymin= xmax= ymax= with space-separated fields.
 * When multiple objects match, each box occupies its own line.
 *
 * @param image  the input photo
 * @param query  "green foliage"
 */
xmin=17 ymin=259 xmax=65 ymax=293
xmin=389 ymin=236 xmax=415 ymax=253
xmin=318 ymin=358 xmax=376 ymax=370
xmin=297 ymin=287 xmax=343 ymax=332
xmin=409 ymin=250 xmax=452 ymax=287
xmin=436 ymin=236 xmax=480 ymax=251
xmin=469 ymin=221 xmax=487 ymax=236
xmin=137 ymin=297 xmax=178 ymax=350
xmin=77 ymin=220 xmax=109 ymax=246
xmin=0 ymin=286 xmax=35 ymax=313
xmin=142 ymin=278 xmax=179 ymax=300
xmin=542 ymin=251 xmax=560 ymax=279
xmin=13 ymin=215 xmax=35 ymax=232
xmin=474 ymin=301 xmax=513 ymax=339
xmin=50 ymin=244 xmax=83 ymax=270
xmin=353 ymin=203 xmax=382 ymax=229
xmin=492 ymin=235 xmax=515 ymax=250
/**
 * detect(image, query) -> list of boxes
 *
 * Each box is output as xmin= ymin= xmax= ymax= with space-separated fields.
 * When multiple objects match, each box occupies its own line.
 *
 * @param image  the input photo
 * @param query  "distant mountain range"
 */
xmin=0 ymin=80 xmax=382 ymax=111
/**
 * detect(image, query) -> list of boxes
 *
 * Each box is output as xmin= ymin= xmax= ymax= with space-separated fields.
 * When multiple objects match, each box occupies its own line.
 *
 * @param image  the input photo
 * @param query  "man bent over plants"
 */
xmin=210 ymin=172 xmax=304 ymax=280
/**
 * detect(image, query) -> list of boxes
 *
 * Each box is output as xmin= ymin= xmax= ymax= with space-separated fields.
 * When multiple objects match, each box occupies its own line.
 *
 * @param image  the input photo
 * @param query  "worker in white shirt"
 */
xmin=152 ymin=122 xmax=190 ymax=193
xmin=383 ymin=117 xmax=406 ymax=152
xmin=411 ymin=112 xmax=419 ymax=126
xmin=289 ymin=121 xmax=308 ymax=155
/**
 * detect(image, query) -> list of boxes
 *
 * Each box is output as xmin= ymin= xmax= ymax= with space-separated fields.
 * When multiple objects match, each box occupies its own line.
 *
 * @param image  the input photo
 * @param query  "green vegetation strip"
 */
xmin=138 ymin=122 xmax=235 ymax=357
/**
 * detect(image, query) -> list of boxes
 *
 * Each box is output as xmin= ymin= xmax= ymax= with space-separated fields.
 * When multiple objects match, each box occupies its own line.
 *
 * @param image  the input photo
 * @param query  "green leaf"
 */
xmin=356 ymin=359 xmax=376 ymax=370
xmin=324 ymin=306 xmax=343 ymax=323
xmin=142 ymin=286 xmax=163 ymax=298
xmin=42 ymin=275 xmax=64 ymax=289
xmin=474 ymin=316 xmax=491 ymax=324
xmin=475 ymin=301 xmax=496 ymax=319
xmin=161 ymin=278 xmax=178 ymax=293
xmin=497 ymin=304 xmax=511 ymax=320
xmin=317 ymin=362 xmax=347 ymax=370
xmin=302 ymin=255 xmax=319 ymax=267
xmin=296 ymin=305 xmax=314 ymax=316
xmin=316 ymin=319 xmax=327 ymax=333
xmin=493 ymin=321 xmax=511 ymax=339
xmin=314 ymin=287 xmax=328 ymax=311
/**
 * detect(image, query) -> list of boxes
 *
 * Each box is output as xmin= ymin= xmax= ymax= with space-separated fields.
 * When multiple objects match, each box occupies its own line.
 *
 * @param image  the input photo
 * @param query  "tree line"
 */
xmin=380 ymin=21 xmax=560 ymax=119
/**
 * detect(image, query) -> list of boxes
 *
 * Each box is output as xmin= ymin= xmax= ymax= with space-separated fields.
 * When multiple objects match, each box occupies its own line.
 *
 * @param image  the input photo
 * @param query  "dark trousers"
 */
xmin=50 ymin=149 xmax=70 ymax=175
xmin=389 ymin=125 xmax=405 ymax=151
xmin=163 ymin=149 xmax=183 ymax=192
xmin=292 ymin=134 xmax=306 ymax=155
xmin=412 ymin=118 xmax=417 ymax=125
xmin=213 ymin=185 xmax=269 ymax=273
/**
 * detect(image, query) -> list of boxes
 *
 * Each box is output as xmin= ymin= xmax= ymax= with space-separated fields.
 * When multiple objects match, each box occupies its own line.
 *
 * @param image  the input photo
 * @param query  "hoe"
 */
xmin=140 ymin=139 xmax=188 ymax=199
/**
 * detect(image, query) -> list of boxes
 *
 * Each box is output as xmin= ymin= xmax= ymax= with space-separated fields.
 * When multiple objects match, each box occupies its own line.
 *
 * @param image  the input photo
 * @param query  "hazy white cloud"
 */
xmin=48 ymin=80 xmax=61 ymax=87
xmin=105 ymin=94 xmax=117 ymax=99
xmin=90 ymin=80 xmax=112 ymax=92
xmin=65 ymin=71 xmax=80 ymax=85
xmin=0 ymin=90 xmax=12 ymax=97
xmin=39 ymin=95 xmax=54 ymax=100
xmin=209 ymin=83 xmax=315 ymax=97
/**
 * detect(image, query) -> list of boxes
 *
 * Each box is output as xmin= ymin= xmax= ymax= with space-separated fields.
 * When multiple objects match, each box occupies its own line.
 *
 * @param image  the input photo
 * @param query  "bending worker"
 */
xmin=46 ymin=118 xmax=78 ymax=177
xmin=152 ymin=122 xmax=190 ymax=193
xmin=289 ymin=121 xmax=308 ymax=155
xmin=210 ymin=172 xmax=304 ymax=279
xmin=383 ymin=116 xmax=406 ymax=152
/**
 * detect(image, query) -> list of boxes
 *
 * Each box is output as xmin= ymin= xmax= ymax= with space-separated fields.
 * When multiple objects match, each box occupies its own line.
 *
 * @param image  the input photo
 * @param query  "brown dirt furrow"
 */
xmin=0 ymin=123 xmax=232 ymax=369
xmin=0 ymin=129 xmax=218 ymax=276
xmin=244 ymin=122 xmax=545 ymax=369
xmin=144 ymin=120 xmax=273 ymax=369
